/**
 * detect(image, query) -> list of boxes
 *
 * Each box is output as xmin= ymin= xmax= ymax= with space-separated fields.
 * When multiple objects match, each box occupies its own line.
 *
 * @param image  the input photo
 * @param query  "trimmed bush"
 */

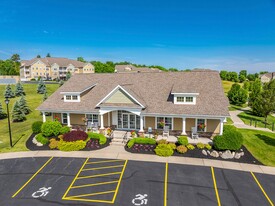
xmin=168 ymin=143 xmax=176 ymax=150
xmin=60 ymin=126 xmax=70 ymax=134
xmin=213 ymin=126 xmax=243 ymax=150
xmin=87 ymin=132 xmax=107 ymax=145
xmin=205 ymin=144 xmax=212 ymax=150
xmin=41 ymin=121 xmax=62 ymax=137
xmin=127 ymin=139 xmax=135 ymax=148
xmin=176 ymin=145 xmax=188 ymax=154
xmin=32 ymin=121 xmax=43 ymax=134
xmin=196 ymin=142 xmax=205 ymax=149
xmin=177 ymin=136 xmax=188 ymax=146
xmin=127 ymin=137 xmax=157 ymax=148
xmin=58 ymin=135 xmax=64 ymax=140
xmin=35 ymin=133 xmax=49 ymax=145
xmin=186 ymin=144 xmax=195 ymax=150
xmin=58 ymin=140 xmax=86 ymax=151
xmin=155 ymin=144 xmax=174 ymax=157
xmin=63 ymin=130 xmax=88 ymax=142
xmin=49 ymin=138 xmax=59 ymax=149
xmin=157 ymin=139 xmax=168 ymax=144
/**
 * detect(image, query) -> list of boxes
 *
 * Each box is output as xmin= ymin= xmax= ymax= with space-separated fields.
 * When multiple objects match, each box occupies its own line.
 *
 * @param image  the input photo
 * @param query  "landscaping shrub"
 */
xmin=127 ymin=139 xmax=135 ymax=148
xmin=154 ymin=144 xmax=174 ymax=157
xmin=35 ymin=133 xmax=49 ymax=145
xmin=58 ymin=140 xmax=86 ymax=151
xmin=177 ymin=136 xmax=188 ymax=146
xmin=127 ymin=137 xmax=157 ymax=148
xmin=157 ymin=139 xmax=168 ymax=144
xmin=32 ymin=121 xmax=43 ymax=134
xmin=41 ymin=121 xmax=62 ymax=137
xmin=186 ymin=144 xmax=195 ymax=150
xmin=58 ymin=135 xmax=64 ymax=140
xmin=60 ymin=126 xmax=70 ymax=134
xmin=213 ymin=126 xmax=243 ymax=150
xmin=176 ymin=145 xmax=188 ymax=154
xmin=63 ymin=130 xmax=88 ymax=142
xmin=196 ymin=142 xmax=205 ymax=149
xmin=87 ymin=132 xmax=107 ymax=145
xmin=49 ymin=138 xmax=59 ymax=149
xmin=205 ymin=144 xmax=212 ymax=150
xmin=86 ymin=139 xmax=100 ymax=149
xmin=168 ymin=143 xmax=176 ymax=150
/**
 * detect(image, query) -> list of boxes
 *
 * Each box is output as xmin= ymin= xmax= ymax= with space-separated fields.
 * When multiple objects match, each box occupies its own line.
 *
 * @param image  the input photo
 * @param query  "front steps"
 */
xmin=110 ymin=130 xmax=129 ymax=145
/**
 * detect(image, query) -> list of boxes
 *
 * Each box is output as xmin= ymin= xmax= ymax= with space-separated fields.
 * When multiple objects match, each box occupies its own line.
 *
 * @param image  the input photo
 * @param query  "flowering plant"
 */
xmin=54 ymin=116 xmax=60 ymax=121
xmin=131 ymin=131 xmax=137 ymax=137
xmin=82 ymin=117 xmax=88 ymax=123
xmin=158 ymin=121 xmax=165 ymax=128
xmin=198 ymin=123 xmax=206 ymax=129
xmin=106 ymin=127 xmax=112 ymax=135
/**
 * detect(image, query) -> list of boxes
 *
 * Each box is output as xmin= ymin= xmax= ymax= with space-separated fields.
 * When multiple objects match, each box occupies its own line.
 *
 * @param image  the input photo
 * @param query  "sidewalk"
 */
xmin=0 ymin=145 xmax=275 ymax=175
xmin=229 ymin=110 xmax=275 ymax=133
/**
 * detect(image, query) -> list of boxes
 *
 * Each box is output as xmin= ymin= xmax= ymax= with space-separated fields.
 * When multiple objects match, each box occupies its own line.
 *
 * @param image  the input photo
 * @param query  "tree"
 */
xmin=12 ymin=101 xmax=26 ymax=122
xmin=239 ymin=70 xmax=247 ymax=78
xmin=247 ymin=73 xmax=258 ymax=81
xmin=259 ymin=71 xmax=268 ymax=75
xmin=19 ymin=95 xmax=31 ymax=115
xmin=66 ymin=72 xmax=71 ymax=80
xmin=43 ymin=92 xmax=48 ymax=102
xmin=0 ymin=103 xmax=7 ymax=119
xmin=37 ymin=54 xmax=41 ymax=58
xmin=243 ymin=81 xmax=250 ymax=91
xmin=220 ymin=70 xmax=228 ymax=80
xmin=249 ymin=79 xmax=262 ymax=108
xmin=168 ymin=68 xmax=178 ymax=72
xmin=0 ymin=59 xmax=20 ymax=75
xmin=37 ymin=80 xmax=46 ymax=94
xmin=59 ymin=80 xmax=64 ymax=87
xmin=92 ymin=61 xmax=115 ymax=73
xmin=227 ymin=83 xmax=248 ymax=105
xmin=46 ymin=53 xmax=51 ymax=57
xmin=226 ymin=72 xmax=238 ymax=82
xmin=77 ymin=57 xmax=86 ymax=62
xmin=15 ymin=82 xmax=25 ymax=96
xmin=10 ymin=54 xmax=20 ymax=62
xmin=4 ymin=84 xmax=15 ymax=98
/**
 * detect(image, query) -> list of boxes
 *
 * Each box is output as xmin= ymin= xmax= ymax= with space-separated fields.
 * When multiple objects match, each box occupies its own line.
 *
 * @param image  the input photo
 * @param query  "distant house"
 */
xmin=37 ymin=71 xmax=229 ymax=136
xmin=260 ymin=72 xmax=275 ymax=83
xmin=115 ymin=65 xmax=161 ymax=73
xmin=20 ymin=57 xmax=94 ymax=81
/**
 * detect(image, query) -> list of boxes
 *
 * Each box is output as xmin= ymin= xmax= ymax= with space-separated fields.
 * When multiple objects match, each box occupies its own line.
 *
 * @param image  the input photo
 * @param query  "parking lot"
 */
xmin=0 ymin=157 xmax=274 ymax=206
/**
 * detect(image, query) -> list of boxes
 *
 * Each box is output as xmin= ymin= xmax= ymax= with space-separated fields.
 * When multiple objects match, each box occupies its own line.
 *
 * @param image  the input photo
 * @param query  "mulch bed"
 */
xmin=125 ymin=143 xmax=262 ymax=165
xmin=26 ymin=133 xmax=110 ymax=151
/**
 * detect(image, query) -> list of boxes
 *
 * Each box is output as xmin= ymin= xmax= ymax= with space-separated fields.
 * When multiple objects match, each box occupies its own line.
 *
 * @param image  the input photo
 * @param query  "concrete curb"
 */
xmin=1 ymin=146 xmax=275 ymax=175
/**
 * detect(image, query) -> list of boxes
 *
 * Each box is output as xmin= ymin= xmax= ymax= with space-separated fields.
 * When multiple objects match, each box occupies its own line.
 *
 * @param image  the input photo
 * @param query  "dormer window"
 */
xmin=64 ymin=94 xmax=80 ymax=102
xmin=172 ymin=93 xmax=198 ymax=105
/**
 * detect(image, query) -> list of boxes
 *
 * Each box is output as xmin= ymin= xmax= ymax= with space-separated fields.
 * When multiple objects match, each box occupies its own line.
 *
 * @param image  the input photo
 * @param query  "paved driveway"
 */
xmin=0 ymin=157 xmax=274 ymax=206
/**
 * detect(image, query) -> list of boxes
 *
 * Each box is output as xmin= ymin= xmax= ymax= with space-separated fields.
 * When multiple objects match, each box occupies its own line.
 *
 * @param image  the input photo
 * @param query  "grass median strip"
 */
xmin=12 ymin=156 xmax=54 ymax=198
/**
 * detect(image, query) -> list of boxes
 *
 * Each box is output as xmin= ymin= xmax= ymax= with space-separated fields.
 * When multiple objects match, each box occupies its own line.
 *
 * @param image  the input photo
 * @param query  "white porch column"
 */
xmin=67 ymin=113 xmax=71 ymax=126
xmin=220 ymin=118 xmax=224 ymax=135
xmin=139 ymin=115 xmax=144 ymax=132
xmin=181 ymin=117 xmax=186 ymax=135
xmin=100 ymin=114 xmax=104 ymax=129
xmin=42 ymin=112 xmax=46 ymax=122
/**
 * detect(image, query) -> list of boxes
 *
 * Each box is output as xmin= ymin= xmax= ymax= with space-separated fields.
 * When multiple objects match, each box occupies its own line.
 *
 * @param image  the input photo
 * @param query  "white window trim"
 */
xmin=64 ymin=95 xmax=80 ymax=102
xmin=195 ymin=118 xmax=207 ymax=132
xmin=155 ymin=116 xmax=173 ymax=130
xmin=173 ymin=94 xmax=197 ymax=105
xmin=85 ymin=114 xmax=99 ymax=124
xmin=62 ymin=113 xmax=68 ymax=124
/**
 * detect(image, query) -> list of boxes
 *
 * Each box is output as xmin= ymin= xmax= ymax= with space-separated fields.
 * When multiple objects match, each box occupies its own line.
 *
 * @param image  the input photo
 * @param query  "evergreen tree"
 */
xmin=19 ymin=96 xmax=31 ymax=115
xmin=0 ymin=103 xmax=7 ymax=119
xmin=4 ymin=84 xmax=15 ymax=98
xmin=46 ymin=53 xmax=51 ymax=57
xmin=59 ymin=80 xmax=64 ymax=87
xmin=66 ymin=72 xmax=71 ymax=80
xmin=43 ymin=92 xmax=48 ymax=102
xmin=227 ymin=83 xmax=248 ymax=105
xmin=12 ymin=101 xmax=26 ymax=122
xmin=15 ymin=82 xmax=25 ymax=96
xmin=37 ymin=80 xmax=46 ymax=94
xmin=37 ymin=54 xmax=41 ymax=58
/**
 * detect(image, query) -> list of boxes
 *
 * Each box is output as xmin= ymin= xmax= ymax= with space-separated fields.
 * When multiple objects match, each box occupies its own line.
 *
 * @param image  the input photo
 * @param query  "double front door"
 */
xmin=118 ymin=111 xmax=140 ymax=130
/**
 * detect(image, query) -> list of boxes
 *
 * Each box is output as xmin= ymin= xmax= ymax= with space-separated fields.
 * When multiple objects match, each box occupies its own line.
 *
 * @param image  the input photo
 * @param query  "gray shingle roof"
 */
xmin=37 ymin=71 xmax=229 ymax=117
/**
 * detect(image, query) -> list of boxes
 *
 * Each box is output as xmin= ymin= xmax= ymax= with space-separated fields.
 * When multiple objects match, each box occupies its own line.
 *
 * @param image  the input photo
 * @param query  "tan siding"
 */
xmin=105 ymin=90 xmax=135 ymax=104
xmin=70 ymin=114 xmax=85 ymax=125
xmin=207 ymin=119 xmax=220 ymax=133
xmin=173 ymin=118 xmax=182 ymax=130
xmin=145 ymin=116 xmax=155 ymax=129
xmin=109 ymin=112 xmax=112 ymax=125
xmin=186 ymin=118 xmax=195 ymax=132
xmin=103 ymin=113 xmax=108 ymax=126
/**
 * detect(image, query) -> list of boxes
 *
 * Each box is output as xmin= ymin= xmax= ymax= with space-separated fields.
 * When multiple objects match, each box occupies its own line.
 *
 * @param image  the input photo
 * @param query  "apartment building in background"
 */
xmin=20 ymin=57 xmax=94 ymax=81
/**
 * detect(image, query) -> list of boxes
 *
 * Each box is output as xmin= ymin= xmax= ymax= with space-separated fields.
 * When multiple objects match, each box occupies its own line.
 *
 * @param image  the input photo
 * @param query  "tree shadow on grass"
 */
xmin=256 ymin=134 xmax=275 ymax=147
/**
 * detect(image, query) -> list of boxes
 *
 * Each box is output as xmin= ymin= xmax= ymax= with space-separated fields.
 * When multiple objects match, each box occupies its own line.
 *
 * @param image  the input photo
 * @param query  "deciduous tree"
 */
xmin=227 ymin=83 xmax=248 ymax=105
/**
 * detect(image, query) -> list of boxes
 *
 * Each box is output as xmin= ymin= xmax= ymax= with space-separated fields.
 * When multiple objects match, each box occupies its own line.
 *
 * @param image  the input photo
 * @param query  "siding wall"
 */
xmin=173 ymin=118 xmax=182 ymax=130
xmin=186 ymin=118 xmax=195 ymax=132
xmin=71 ymin=114 xmax=85 ymax=125
xmin=206 ymin=119 xmax=220 ymax=133
xmin=145 ymin=116 xmax=155 ymax=129
xmin=105 ymin=90 xmax=135 ymax=104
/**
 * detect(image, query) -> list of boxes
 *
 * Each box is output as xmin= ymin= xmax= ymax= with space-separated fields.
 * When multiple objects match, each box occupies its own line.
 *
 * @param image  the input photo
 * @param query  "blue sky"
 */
xmin=1 ymin=0 xmax=275 ymax=72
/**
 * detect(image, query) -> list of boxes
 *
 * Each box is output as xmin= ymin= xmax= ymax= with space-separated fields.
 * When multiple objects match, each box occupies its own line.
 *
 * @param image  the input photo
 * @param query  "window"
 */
xmin=186 ymin=97 xmax=194 ymax=102
xmin=157 ymin=117 xmax=172 ymax=129
xmin=62 ymin=113 xmax=68 ymax=124
xmin=177 ymin=97 xmax=185 ymax=102
xmin=197 ymin=119 xmax=206 ymax=132
xmin=72 ymin=95 xmax=78 ymax=100
xmin=66 ymin=95 xmax=71 ymax=100
xmin=86 ymin=114 xmax=99 ymax=123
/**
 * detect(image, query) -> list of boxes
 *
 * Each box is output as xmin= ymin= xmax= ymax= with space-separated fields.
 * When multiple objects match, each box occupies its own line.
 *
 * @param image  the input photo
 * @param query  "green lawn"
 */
xmin=225 ymin=117 xmax=233 ymax=125
xmin=238 ymin=128 xmax=275 ymax=166
xmin=238 ymin=111 xmax=275 ymax=131
xmin=0 ymin=83 xmax=59 ymax=153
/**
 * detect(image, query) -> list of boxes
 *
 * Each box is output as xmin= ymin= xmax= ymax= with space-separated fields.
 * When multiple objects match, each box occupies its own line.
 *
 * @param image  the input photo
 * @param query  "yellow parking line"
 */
xmin=82 ymin=164 xmax=124 ymax=171
xmin=211 ymin=167 xmax=221 ymax=206
xmin=164 ymin=163 xmax=168 ymax=206
xmin=111 ymin=160 xmax=128 ymax=203
xmin=66 ymin=190 xmax=115 ymax=199
xmin=12 ymin=156 xmax=54 ymax=198
xmin=86 ymin=159 xmax=124 ymax=165
xmin=251 ymin=172 xmax=274 ymax=206
xmin=71 ymin=180 xmax=119 ymax=189
xmin=63 ymin=197 xmax=113 ymax=203
xmin=62 ymin=158 xmax=89 ymax=199
xmin=77 ymin=172 xmax=121 ymax=179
